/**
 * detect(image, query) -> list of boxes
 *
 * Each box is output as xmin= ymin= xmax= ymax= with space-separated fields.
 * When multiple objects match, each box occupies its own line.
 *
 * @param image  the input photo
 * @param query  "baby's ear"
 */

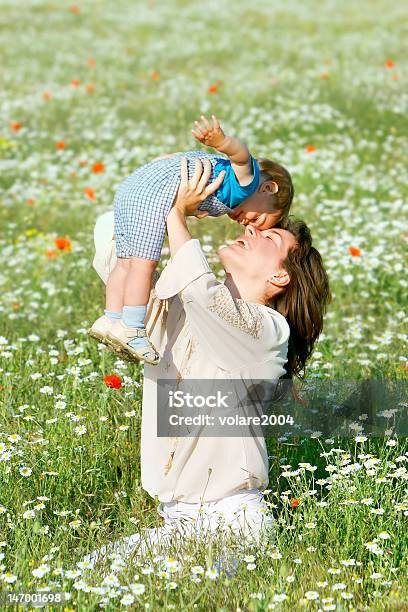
xmin=261 ymin=180 xmax=279 ymax=195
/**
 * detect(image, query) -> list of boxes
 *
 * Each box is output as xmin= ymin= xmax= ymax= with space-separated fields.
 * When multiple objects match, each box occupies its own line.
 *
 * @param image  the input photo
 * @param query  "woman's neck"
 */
xmin=224 ymin=274 xmax=266 ymax=305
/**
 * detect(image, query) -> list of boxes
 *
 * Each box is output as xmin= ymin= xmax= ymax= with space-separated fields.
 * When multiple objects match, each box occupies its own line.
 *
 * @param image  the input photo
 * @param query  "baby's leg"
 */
xmin=105 ymin=257 xmax=130 ymax=313
xmin=105 ymin=257 xmax=160 ymax=364
xmin=87 ymin=258 xmax=130 ymax=344
xmin=124 ymin=256 xmax=158 ymax=306
xmin=121 ymin=257 xmax=158 ymax=352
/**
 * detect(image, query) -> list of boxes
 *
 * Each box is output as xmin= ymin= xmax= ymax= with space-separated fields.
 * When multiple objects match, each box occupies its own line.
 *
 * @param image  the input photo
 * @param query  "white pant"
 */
xmin=82 ymin=489 xmax=274 ymax=569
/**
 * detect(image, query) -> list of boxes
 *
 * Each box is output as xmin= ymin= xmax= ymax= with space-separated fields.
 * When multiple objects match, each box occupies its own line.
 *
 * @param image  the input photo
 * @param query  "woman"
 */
xmin=84 ymin=158 xmax=331 ymax=567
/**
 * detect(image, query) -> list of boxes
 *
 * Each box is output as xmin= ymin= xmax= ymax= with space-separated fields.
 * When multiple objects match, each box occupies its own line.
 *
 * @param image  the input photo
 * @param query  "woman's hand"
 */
xmin=167 ymin=158 xmax=225 ymax=257
xmin=172 ymin=157 xmax=226 ymax=219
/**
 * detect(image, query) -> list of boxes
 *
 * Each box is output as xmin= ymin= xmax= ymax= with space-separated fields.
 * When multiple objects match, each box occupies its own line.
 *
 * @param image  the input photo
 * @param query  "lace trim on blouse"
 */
xmin=206 ymin=286 xmax=264 ymax=339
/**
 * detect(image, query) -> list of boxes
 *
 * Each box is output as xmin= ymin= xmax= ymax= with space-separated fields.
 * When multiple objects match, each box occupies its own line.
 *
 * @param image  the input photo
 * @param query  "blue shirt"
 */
xmin=212 ymin=155 xmax=260 ymax=209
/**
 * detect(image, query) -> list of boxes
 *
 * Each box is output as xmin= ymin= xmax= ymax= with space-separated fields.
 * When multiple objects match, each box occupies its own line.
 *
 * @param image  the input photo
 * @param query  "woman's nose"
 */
xmin=245 ymin=225 xmax=260 ymax=238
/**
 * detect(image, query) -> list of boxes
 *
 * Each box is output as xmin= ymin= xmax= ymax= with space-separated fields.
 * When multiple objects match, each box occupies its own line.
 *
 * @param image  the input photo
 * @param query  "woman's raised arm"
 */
xmin=166 ymin=156 xmax=225 ymax=257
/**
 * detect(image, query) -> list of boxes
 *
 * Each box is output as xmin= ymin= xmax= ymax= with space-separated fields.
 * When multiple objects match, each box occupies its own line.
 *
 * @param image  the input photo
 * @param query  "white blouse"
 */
xmin=93 ymin=211 xmax=290 ymax=503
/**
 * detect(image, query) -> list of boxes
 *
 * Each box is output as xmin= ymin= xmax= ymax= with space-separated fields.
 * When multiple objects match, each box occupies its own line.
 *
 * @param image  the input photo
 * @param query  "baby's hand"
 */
xmin=192 ymin=114 xmax=226 ymax=149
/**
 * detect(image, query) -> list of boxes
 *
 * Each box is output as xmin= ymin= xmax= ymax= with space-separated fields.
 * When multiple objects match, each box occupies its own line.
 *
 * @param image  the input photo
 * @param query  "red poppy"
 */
xmin=10 ymin=122 xmax=22 ymax=131
xmin=26 ymin=198 xmax=34 ymax=206
xmin=45 ymin=249 xmax=58 ymax=259
xmin=384 ymin=59 xmax=395 ymax=69
xmin=348 ymin=246 xmax=361 ymax=257
xmin=56 ymin=140 xmax=66 ymax=149
xmin=150 ymin=71 xmax=160 ymax=81
xmin=84 ymin=187 xmax=96 ymax=200
xmin=54 ymin=237 xmax=72 ymax=252
xmin=71 ymin=79 xmax=81 ymax=87
xmin=92 ymin=162 xmax=105 ymax=173
xmin=208 ymin=80 xmax=222 ymax=94
xmin=104 ymin=374 xmax=123 ymax=389
xmin=305 ymin=145 xmax=316 ymax=153
xmin=290 ymin=498 xmax=300 ymax=508
xmin=42 ymin=91 xmax=51 ymax=101
xmin=69 ymin=4 xmax=80 ymax=13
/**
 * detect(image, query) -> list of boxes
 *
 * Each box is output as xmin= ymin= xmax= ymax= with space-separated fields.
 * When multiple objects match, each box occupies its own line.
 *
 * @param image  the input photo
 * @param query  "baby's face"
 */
xmin=227 ymin=198 xmax=282 ymax=230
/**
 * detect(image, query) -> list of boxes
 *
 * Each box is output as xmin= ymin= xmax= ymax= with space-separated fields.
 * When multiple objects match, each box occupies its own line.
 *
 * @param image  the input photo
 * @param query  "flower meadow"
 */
xmin=0 ymin=0 xmax=407 ymax=610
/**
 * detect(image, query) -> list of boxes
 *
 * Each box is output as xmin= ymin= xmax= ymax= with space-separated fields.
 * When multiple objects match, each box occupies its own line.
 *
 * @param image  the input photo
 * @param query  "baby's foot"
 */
xmin=87 ymin=315 xmax=114 ymax=347
xmin=106 ymin=320 xmax=159 ymax=365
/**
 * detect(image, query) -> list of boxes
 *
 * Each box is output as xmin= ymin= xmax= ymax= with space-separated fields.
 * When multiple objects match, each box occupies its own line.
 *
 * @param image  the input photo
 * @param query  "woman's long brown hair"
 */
xmin=268 ymin=216 xmax=332 ymax=380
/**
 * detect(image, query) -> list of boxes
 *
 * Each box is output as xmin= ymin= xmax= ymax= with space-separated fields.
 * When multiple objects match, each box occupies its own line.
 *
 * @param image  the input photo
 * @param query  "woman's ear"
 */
xmin=266 ymin=270 xmax=290 ymax=295
xmin=260 ymin=179 xmax=279 ymax=195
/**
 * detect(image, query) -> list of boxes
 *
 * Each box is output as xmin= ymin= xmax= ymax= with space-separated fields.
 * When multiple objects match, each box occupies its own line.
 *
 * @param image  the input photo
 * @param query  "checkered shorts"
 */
xmin=113 ymin=150 xmax=231 ymax=260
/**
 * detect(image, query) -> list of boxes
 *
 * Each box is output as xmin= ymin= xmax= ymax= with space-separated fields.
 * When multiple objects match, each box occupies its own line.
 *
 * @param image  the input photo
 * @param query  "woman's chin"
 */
xmin=217 ymin=244 xmax=230 ymax=267
xmin=218 ymin=244 xmax=238 ymax=273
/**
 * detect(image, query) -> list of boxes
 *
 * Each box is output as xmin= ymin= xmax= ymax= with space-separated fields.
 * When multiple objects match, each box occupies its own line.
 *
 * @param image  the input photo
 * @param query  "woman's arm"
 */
xmin=166 ymin=156 xmax=225 ymax=257
xmin=166 ymin=208 xmax=191 ymax=257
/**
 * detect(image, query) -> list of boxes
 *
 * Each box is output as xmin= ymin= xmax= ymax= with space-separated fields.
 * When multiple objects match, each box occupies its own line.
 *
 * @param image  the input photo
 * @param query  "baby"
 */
xmin=88 ymin=114 xmax=294 ymax=364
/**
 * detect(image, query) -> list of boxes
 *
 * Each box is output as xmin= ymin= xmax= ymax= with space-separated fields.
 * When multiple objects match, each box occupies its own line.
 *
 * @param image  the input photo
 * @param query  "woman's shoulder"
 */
xmin=203 ymin=285 xmax=289 ymax=345
xmin=205 ymin=286 xmax=264 ymax=340
xmin=258 ymin=303 xmax=290 ymax=343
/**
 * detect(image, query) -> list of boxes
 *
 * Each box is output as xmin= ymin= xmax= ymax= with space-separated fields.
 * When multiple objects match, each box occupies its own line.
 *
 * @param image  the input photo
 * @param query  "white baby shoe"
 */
xmin=87 ymin=315 xmax=114 ymax=346
xmin=105 ymin=319 xmax=160 ymax=365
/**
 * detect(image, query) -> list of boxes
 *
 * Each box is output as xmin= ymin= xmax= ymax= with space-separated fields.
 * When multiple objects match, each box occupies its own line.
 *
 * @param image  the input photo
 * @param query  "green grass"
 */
xmin=0 ymin=0 xmax=407 ymax=610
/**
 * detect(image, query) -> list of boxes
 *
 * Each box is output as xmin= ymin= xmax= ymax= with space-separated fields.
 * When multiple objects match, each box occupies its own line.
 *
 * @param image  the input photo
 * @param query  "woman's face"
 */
xmin=218 ymin=225 xmax=297 ymax=281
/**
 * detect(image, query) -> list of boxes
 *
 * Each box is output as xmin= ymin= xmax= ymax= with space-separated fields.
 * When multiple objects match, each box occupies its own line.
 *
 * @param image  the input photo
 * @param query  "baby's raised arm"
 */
xmin=192 ymin=114 xmax=254 ymax=186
